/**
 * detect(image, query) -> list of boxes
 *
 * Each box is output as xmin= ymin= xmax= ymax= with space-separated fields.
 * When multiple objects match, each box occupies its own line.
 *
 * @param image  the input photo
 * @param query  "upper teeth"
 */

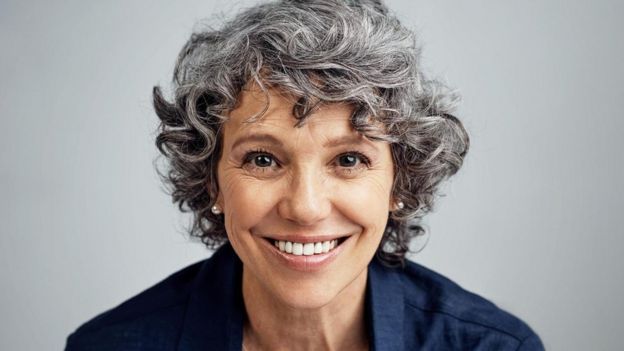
xmin=274 ymin=239 xmax=338 ymax=256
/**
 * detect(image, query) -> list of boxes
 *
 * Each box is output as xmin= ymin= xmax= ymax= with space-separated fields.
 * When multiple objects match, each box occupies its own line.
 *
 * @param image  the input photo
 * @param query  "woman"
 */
xmin=66 ymin=0 xmax=544 ymax=350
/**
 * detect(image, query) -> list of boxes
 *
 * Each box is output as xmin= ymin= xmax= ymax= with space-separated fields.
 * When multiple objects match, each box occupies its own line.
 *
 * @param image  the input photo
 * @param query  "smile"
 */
xmin=259 ymin=235 xmax=351 ymax=272
xmin=273 ymin=239 xmax=338 ymax=256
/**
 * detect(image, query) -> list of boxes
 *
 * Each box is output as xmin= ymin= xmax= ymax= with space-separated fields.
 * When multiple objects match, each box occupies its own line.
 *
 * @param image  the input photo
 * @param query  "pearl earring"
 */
xmin=395 ymin=201 xmax=404 ymax=210
xmin=211 ymin=205 xmax=222 ymax=215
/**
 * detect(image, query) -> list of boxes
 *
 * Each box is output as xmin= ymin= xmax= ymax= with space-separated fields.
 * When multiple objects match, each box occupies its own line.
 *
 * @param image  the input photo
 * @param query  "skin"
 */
xmin=215 ymin=82 xmax=397 ymax=351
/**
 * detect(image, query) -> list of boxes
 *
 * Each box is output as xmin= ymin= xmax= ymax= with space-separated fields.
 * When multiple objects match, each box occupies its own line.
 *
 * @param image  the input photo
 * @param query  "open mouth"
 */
xmin=263 ymin=236 xmax=349 ymax=256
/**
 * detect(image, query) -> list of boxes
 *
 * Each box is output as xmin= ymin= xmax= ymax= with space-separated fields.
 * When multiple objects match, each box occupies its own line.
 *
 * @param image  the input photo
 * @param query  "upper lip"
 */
xmin=261 ymin=234 xmax=348 ymax=243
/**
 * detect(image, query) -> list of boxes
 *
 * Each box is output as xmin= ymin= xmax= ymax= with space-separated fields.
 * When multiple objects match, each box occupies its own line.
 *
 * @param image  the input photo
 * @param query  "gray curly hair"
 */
xmin=153 ymin=0 xmax=469 ymax=266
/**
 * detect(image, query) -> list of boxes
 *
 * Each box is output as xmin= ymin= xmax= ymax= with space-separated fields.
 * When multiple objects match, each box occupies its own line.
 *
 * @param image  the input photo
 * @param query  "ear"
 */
xmin=215 ymin=191 xmax=223 ymax=209
xmin=390 ymin=197 xmax=405 ymax=212
xmin=389 ymin=197 xmax=397 ymax=211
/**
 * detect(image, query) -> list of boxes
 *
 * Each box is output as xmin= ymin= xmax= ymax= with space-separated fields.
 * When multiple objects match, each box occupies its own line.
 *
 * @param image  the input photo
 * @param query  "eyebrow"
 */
xmin=230 ymin=133 xmax=376 ymax=151
xmin=322 ymin=134 xmax=371 ymax=148
xmin=231 ymin=133 xmax=284 ymax=151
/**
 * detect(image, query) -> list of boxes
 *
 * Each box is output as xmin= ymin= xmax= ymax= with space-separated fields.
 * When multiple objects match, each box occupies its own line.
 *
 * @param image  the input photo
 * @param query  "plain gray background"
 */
xmin=1 ymin=0 xmax=622 ymax=350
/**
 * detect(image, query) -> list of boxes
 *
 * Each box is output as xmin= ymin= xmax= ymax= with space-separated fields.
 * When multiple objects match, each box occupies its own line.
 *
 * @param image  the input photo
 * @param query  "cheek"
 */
xmin=218 ymin=172 xmax=278 ymax=233
xmin=335 ymin=177 xmax=393 ymax=236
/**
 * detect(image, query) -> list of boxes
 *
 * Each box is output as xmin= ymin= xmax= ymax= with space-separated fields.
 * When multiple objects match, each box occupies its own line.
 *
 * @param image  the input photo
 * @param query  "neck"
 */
xmin=241 ymin=267 xmax=369 ymax=351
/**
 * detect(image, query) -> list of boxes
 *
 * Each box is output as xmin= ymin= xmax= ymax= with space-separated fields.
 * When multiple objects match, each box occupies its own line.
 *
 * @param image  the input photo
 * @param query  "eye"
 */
xmin=335 ymin=151 xmax=371 ymax=170
xmin=241 ymin=149 xmax=279 ymax=171
xmin=338 ymin=154 xmax=359 ymax=167
xmin=252 ymin=154 xmax=274 ymax=168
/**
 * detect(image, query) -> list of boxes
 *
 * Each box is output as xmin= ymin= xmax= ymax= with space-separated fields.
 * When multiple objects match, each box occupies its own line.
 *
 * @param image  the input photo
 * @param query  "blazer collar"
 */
xmin=177 ymin=243 xmax=244 ymax=351
xmin=177 ymin=244 xmax=405 ymax=351
xmin=367 ymin=257 xmax=406 ymax=351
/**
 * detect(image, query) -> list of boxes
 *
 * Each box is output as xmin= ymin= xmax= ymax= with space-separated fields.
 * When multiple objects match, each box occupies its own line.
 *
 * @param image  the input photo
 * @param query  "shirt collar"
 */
xmin=177 ymin=244 xmax=405 ymax=351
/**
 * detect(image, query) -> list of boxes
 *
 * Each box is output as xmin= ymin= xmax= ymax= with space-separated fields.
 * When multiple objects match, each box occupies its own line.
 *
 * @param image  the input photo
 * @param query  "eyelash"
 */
xmin=241 ymin=148 xmax=372 ymax=175
xmin=338 ymin=151 xmax=372 ymax=175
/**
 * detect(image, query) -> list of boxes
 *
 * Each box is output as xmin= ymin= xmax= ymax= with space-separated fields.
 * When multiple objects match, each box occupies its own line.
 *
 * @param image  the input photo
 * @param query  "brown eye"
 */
xmin=253 ymin=155 xmax=274 ymax=167
xmin=338 ymin=154 xmax=358 ymax=167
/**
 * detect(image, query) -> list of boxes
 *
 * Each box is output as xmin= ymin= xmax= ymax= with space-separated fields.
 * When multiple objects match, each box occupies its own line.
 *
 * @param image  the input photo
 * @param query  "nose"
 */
xmin=278 ymin=166 xmax=332 ymax=226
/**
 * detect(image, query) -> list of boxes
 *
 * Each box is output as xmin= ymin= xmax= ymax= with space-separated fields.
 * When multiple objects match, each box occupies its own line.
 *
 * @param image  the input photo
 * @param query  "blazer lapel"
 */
xmin=367 ymin=258 xmax=406 ymax=351
xmin=177 ymin=244 xmax=244 ymax=351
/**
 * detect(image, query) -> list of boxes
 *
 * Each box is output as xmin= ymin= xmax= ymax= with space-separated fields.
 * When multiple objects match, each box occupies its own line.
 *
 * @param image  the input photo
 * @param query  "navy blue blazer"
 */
xmin=66 ymin=243 xmax=544 ymax=350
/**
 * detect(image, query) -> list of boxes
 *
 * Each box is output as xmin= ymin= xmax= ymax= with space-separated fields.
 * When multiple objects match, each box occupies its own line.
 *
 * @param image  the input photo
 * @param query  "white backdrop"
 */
xmin=1 ymin=0 xmax=622 ymax=350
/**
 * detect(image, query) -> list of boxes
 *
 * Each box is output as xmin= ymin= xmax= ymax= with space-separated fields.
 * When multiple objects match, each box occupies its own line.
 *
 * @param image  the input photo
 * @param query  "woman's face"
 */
xmin=216 ymin=84 xmax=395 ymax=309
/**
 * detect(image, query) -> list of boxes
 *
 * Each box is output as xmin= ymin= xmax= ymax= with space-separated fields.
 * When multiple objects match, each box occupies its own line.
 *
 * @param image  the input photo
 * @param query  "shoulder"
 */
xmin=65 ymin=258 xmax=208 ymax=350
xmin=399 ymin=259 xmax=544 ymax=350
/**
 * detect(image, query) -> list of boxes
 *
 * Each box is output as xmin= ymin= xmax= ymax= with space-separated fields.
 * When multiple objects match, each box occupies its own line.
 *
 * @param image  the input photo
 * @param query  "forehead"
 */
xmin=223 ymin=83 xmax=358 ymax=141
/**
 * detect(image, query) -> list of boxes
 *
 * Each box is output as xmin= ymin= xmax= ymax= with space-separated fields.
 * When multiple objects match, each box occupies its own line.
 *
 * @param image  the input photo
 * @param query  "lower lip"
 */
xmin=258 ymin=236 xmax=350 ymax=272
